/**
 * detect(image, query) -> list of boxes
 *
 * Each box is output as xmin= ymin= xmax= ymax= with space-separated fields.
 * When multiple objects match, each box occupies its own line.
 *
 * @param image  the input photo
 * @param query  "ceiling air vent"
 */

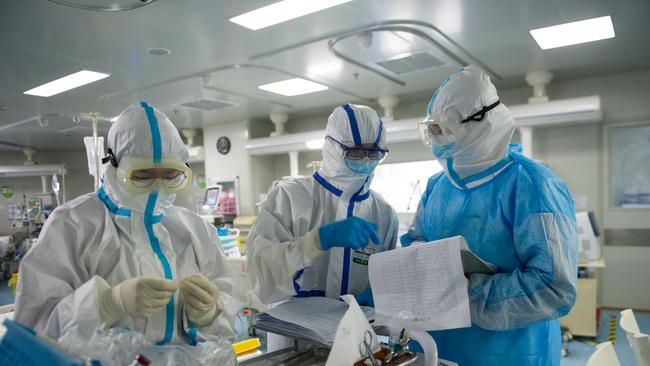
xmin=180 ymin=98 xmax=236 ymax=111
xmin=376 ymin=52 xmax=444 ymax=75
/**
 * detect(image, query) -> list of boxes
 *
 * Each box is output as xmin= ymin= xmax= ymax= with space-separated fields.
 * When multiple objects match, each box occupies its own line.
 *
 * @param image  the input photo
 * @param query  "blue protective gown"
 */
xmin=401 ymin=150 xmax=578 ymax=366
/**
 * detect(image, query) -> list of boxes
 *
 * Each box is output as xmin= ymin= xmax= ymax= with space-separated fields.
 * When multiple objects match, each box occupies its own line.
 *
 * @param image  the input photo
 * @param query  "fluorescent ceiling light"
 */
xmin=305 ymin=139 xmax=325 ymax=150
xmin=24 ymin=70 xmax=110 ymax=97
xmin=529 ymin=16 xmax=615 ymax=50
xmin=258 ymin=78 xmax=328 ymax=96
xmin=230 ymin=0 xmax=353 ymax=30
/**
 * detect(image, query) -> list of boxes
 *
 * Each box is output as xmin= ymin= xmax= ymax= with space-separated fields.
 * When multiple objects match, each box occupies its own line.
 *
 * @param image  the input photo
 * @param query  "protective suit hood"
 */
xmin=427 ymin=65 xmax=515 ymax=189
xmin=318 ymin=103 xmax=386 ymax=199
xmin=102 ymin=102 xmax=189 ymax=215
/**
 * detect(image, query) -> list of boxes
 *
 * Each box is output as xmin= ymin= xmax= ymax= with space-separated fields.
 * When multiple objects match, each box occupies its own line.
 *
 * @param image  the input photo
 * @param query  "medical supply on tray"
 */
xmin=354 ymin=347 xmax=418 ymax=366
xmin=354 ymin=328 xmax=418 ymax=366
xmin=358 ymin=330 xmax=380 ymax=366
xmin=218 ymin=226 xmax=241 ymax=258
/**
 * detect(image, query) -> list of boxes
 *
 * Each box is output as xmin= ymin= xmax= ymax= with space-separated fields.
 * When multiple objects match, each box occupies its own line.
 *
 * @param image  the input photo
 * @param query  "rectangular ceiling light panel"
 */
xmin=258 ymin=78 xmax=328 ymax=96
xmin=24 ymin=70 xmax=110 ymax=97
xmin=230 ymin=0 xmax=354 ymax=30
xmin=529 ymin=16 xmax=615 ymax=50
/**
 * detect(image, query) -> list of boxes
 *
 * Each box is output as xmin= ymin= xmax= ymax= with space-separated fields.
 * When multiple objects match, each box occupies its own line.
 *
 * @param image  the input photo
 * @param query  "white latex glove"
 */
xmin=99 ymin=276 xmax=177 ymax=325
xmin=179 ymin=274 xmax=221 ymax=327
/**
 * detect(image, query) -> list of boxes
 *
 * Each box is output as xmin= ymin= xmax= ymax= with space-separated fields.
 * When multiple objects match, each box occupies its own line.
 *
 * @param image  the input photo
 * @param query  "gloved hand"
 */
xmin=354 ymin=287 xmax=374 ymax=307
xmin=179 ymin=274 xmax=221 ymax=327
xmin=318 ymin=217 xmax=380 ymax=250
xmin=99 ymin=276 xmax=177 ymax=325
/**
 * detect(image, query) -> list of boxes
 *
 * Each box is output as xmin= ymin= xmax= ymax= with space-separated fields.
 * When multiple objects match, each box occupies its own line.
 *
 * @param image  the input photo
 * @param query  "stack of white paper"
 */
xmin=253 ymin=297 xmax=375 ymax=347
xmin=369 ymin=236 xmax=473 ymax=331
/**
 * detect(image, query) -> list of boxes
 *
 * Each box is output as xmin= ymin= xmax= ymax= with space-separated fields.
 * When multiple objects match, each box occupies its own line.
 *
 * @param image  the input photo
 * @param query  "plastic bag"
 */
xmin=58 ymin=325 xmax=236 ymax=366
xmin=59 ymin=325 xmax=149 ymax=365
xmin=83 ymin=136 xmax=104 ymax=179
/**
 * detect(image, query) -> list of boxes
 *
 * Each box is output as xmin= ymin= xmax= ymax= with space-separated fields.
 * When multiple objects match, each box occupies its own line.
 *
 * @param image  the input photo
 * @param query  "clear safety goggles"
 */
xmin=418 ymin=100 xmax=501 ymax=148
xmin=117 ymin=157 xmax=192 ymax=193
xmin=326 ymin=135 xmax=389 ymax=162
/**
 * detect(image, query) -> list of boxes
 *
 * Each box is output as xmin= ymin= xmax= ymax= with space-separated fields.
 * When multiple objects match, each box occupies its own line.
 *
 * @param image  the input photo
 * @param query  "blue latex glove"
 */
xmin=354 ymin=287 xmax=374 ymax=307
xmin=399 ymin=235 xmax=414 ymax=247
xmin=318 ymin=216 xmax=380 ymax=250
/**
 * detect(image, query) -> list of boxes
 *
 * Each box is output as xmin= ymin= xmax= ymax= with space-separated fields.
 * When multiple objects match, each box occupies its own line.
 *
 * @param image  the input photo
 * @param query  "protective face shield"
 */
xmin=116 ymin=157 xmax=192 ymax=194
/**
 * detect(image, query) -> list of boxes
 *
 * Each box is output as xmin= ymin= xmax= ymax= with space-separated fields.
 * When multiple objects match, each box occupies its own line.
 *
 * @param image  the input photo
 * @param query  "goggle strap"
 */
xmin=460 ymin=100 xmax=501 ymax=124
xmin=326 ymin=135 xmax=389 ymax=154
xmin=102 ymin=148 xmax=118 ymax=167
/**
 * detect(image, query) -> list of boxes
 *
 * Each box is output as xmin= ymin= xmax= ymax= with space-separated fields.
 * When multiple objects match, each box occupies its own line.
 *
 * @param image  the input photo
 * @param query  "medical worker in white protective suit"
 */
xmin=247 ymin=104 xmax=398 ymax=347
xmin=15 ymin=102 xmax=245 ymax=345
xmin=403 ymin=65 xmax=578 ymax=365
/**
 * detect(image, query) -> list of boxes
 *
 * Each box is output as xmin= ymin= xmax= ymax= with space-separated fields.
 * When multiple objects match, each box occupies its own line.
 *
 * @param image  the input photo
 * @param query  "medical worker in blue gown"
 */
xmin=402 ymin=65 xmax=578 ymax=366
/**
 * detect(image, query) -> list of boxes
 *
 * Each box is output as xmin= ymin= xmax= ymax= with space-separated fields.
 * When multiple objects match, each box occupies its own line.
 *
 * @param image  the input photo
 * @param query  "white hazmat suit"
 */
xmin=246 ymin=103 xmax=398 ymax=307
xmin=14 ymin=102 xmax=245 ymax=345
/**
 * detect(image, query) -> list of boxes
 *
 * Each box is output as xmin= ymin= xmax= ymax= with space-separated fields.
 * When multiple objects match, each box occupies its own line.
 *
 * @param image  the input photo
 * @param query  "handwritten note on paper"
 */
xmin=369 ymin=236 xmax=471 ymax=331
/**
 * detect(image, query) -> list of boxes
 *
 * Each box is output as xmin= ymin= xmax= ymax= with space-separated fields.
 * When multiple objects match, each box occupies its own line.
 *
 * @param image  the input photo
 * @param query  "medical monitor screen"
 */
xmin=204 ymin=187 xmax=220 ymax=207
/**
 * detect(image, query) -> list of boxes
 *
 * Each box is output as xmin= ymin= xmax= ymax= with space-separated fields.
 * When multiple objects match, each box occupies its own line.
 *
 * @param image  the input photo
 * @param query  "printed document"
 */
xmin=253 ymin=297 xmax=374 ymax=347
xmin=369 ymin=236 xmax=473 ymax=331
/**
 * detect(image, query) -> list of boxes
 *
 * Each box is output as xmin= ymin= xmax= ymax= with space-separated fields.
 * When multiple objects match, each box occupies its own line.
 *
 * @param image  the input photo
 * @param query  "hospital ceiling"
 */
xmin=0 ymin=0 xmax=649 ymax=151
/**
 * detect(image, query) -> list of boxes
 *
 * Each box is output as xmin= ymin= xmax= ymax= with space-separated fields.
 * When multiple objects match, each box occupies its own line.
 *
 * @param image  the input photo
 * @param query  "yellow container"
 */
xmin=232 ymin=337 xmax=260 ymax=356
xmin=8 ymin=272 xmax=18 ymax=295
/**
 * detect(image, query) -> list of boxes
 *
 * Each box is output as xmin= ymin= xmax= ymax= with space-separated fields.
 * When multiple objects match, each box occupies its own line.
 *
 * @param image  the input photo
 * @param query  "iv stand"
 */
xmin=89 ymin=112 xmax=101 ymax=190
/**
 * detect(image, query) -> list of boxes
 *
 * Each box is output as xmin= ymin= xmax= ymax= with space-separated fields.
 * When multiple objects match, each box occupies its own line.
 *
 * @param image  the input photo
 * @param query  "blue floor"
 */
xmin=0 ymin=280 xmax=14 ymax=306
xmin=562 ymin=309 xmax=650 ymax=366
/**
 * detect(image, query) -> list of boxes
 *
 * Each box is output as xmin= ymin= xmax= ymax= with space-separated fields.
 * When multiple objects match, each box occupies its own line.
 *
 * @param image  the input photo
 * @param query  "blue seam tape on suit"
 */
xmin=311 ymin=173 xmax=372 ymax=297
xmin=141 ymin=102 xmax=174 ymax=345
xmin=96 ymin=187 xmax=131 ymax=217
xmin=446 ymin=159 xmax=467 ymax=189
xmin=343 ymin=104 xmax=362 ymax=145
xmin=144 ymin=191 xmax=175 ymax=345
xmin=462 ymin=155 xmax=513 ymax=184
xmin=140 ymin=101 xmax=162 ymax=164
xmin=312 ymin=172 xmax=342 ymax=196
xmin=427 ymin=76 xmax=451 ymax=116
xmin=340 ymin=177 xmax=369 ymax=295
